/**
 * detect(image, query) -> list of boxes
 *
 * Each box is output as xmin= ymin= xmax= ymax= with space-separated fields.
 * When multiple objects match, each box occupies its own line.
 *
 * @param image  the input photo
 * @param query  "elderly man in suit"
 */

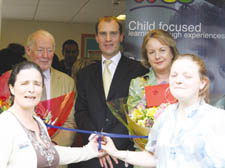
xmin=75 ymin=16 xmax=148 ymax=168
xmin=26 ymin=30 xmax=76 ymax=168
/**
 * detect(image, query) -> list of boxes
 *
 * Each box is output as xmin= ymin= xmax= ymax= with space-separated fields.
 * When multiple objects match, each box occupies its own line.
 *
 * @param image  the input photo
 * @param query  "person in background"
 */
xmin=0 ymin=61 xmax=105 ymax=167
xmin=101 ymin=54 xmax=225 ymax=167
xmin=26 ymin=30 xmax=76 ymax=168
xmin=127 ymin=29 xmax=179 ymax=112
xmin=7 ymin=43 xmax=26 ymax=57
xmin=59 ymin=39 xmax=79 ymax=76
xmin=52 ymin=53 xmax=62 ymax=71
xmin=72 ymin=57 xmax=96 ymax=85
xmin=75 ymin=16 xmax=148 ymax=168
xmin=0 ymin=43 xmax=27 ymax=75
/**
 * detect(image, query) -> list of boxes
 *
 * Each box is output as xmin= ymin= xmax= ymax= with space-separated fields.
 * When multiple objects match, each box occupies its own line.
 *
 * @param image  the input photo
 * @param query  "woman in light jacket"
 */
xmin=0 ymin=61 xmax=103 ymax=168
xmin=127 ymin=29 xmax=179 ymax=112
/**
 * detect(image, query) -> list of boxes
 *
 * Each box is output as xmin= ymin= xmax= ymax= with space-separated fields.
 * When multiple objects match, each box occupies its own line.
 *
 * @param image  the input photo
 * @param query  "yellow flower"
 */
xmin=146 ymin=107 xmax=157 ymax=118
xmin=132 ymin=108 xmax=144 ymax=120
xmin=137 ymin=104 xmax=145 ymax=111
xmin=137 ymin=119 xmax=145 ymax=127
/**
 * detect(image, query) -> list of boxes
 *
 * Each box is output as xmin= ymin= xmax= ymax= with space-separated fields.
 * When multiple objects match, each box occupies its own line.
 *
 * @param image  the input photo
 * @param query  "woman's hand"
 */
xmin=89 ymin=134 xmax=118 ymax=168
xmin=100 ymin=136 xmax=118 ymax=157
xmin=88 ymin=134 xmax=106 ymax=158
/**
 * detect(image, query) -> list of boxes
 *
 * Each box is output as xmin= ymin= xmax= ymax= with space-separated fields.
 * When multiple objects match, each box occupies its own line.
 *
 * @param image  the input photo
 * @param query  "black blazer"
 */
xmin=75 ymin=55 xmax=148 ymax=168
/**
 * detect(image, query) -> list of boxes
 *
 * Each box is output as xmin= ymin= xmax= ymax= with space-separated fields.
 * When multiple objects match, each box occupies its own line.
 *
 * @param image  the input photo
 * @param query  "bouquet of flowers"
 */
xmin=0 ymin=96 xmax=11 ymax=114
xmin=35 ymin=91 xmax=75 ymax=137
xmin=107 ymin=84 xmax=177 ymax=150
xmin=107 ymin=98 xmax=168 ymax=150
xmin=0 ymin=71 xmax=11 ymax=114
xmin=129 ymin=102 xmax=168 ymax=128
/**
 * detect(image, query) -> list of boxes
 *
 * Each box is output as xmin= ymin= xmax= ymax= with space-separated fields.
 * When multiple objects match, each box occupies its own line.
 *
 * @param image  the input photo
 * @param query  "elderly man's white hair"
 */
xmin=26 ymin=30 xmax=56 ymax=51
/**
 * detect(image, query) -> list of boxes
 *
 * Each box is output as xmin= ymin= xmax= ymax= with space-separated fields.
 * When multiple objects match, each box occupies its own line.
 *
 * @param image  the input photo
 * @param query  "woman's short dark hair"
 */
xmin=8 ymin=61 xmax=44 ymax=103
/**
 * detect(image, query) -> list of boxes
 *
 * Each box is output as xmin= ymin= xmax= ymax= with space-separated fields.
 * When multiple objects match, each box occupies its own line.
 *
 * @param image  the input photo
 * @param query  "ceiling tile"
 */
xmin=2 ymin=0 xmax=126 ymax=23
xmin=34 ymin=0 xmax=89 ymax=22
xmin=2 ymin=0 xmax=38 ymax=20
xmin=72 ymin=0 xmax=126 ymax=23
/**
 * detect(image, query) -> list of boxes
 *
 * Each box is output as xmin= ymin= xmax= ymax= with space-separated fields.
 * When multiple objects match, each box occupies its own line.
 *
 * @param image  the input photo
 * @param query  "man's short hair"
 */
xmin=95 ymin=16 xmax=123 ymax=35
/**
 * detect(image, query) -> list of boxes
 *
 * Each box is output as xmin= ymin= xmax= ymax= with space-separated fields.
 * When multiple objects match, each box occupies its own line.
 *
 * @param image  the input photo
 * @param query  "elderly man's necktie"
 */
xmin=41 ymin=75 xmax=47 ymax=101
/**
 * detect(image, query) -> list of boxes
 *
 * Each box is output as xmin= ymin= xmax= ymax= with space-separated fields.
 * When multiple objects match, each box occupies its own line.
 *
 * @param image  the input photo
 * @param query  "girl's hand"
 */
xmin=101 ymin=136 xmax=118 ymax=157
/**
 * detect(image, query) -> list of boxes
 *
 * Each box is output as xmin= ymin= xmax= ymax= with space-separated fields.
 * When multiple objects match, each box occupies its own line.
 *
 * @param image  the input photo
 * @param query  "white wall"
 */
xmin=1 ymin=19 xmax=96 ymax=59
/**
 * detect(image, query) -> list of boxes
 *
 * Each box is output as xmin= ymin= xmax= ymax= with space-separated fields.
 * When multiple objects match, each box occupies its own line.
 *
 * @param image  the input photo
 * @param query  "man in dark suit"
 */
xmin=75 ymin=16 xmax=148 ymax=168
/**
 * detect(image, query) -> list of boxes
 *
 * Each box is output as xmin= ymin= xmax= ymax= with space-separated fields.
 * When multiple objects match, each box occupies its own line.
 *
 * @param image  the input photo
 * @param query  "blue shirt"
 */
xmin=146 ymin=101 xmax=225 ymax=168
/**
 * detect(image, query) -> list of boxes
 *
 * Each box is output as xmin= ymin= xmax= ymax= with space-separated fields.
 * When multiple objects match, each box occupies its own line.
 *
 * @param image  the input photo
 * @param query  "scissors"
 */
xmin=98 ymin=128 xmax=103 ymax=151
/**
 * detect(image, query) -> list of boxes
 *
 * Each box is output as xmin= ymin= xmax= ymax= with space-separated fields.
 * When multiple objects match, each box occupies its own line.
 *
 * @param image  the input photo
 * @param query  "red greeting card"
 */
xmin=145 ymin=83 xmax=177 ymax=108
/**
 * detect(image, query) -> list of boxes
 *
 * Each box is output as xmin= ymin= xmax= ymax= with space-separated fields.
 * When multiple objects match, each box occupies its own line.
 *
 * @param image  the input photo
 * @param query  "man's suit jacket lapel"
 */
xmin=90 ymin=56 xmax=129 ymax=101
xmin=108 ymin=56 xmax=128 ymax=100
xmin=90 ymin=61 xmax=106 ymax=101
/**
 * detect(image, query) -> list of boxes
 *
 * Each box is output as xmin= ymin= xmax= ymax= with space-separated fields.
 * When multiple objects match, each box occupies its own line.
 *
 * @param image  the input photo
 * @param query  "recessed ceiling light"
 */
xmin=117 ymin=14 xmax=126 ymax=20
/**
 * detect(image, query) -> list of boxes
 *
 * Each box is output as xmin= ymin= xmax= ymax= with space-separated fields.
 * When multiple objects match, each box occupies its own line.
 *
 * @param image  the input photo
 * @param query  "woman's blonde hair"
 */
xmin=173 ymin=54 xmax=210 ymax=103
xmin=141 ymin=29 xmax=179 ymax=68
